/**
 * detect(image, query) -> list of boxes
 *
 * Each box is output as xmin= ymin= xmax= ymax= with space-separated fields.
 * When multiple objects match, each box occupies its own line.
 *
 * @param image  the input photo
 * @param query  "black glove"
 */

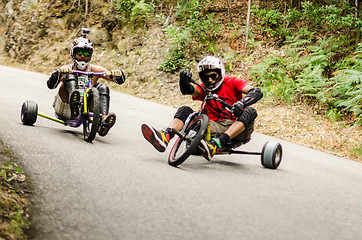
xmin=47 ymin=70 xmax=60 ymax=89
xmin=232 ymin=101 xmax=245 ymax=117
xmin=180 ymin=70 xmax=192 ymax=84
xmin=111 ymin=70 xmax=126 ymax=85
xmin=179 ymin=70 xmax=194 ymax=95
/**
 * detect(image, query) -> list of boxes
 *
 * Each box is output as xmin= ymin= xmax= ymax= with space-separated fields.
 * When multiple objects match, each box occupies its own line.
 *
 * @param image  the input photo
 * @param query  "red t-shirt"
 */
xmin=192 ymin=76 xmax=248 ymax=121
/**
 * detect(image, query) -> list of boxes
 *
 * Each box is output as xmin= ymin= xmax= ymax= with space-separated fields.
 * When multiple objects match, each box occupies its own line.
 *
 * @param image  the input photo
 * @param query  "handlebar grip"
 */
xmin=57 ymin=69 xmax=74 ymax=74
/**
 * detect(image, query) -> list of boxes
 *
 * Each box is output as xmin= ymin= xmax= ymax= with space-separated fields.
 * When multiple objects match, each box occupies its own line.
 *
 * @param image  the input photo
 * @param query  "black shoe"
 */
xmin=98 ymin=113 xmax=116 ymax=137
xmin=141 ymin=123 xmax=171 ymax=152
xmin=69 ymin=90 xmax=81 ymax=119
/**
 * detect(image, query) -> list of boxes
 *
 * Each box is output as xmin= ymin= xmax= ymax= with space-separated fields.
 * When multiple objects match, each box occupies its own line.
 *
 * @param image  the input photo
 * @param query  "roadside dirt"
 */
xmin=0 ymin=140 xmax=31 ymax=239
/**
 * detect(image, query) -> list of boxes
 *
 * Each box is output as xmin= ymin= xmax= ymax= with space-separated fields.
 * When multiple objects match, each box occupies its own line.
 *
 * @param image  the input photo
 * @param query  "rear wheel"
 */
xmin=21 ymin=101 xmax=38 ymax=125
xmin=168 ymin=114 xmax=208 ymax=167
xmin=83 ymin=88 xmax=101 ymax=143
xmin=261 ymin=141 xmax=282 ymax=169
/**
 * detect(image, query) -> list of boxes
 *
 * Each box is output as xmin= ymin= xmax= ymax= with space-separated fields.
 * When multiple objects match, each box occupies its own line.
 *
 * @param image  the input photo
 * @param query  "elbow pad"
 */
xmin=241 ymin=88 xmax=263 ymax=107
xmin=47 ymin=70 xmax=60 ymax=89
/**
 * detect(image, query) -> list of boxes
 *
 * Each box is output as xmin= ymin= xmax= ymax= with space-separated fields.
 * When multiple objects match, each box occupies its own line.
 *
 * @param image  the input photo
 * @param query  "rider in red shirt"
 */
xmin=142 ymin=56 xmax=263 ymax=160
xmin=192 ymin=76 xmax=248 ymax=121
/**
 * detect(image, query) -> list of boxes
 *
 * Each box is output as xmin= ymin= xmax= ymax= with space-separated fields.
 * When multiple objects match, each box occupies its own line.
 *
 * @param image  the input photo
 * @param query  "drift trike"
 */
xmin=167 ymin=80 xmax=283 ymax=169
xmin=21 ymin=70 xmax=112 ymax=143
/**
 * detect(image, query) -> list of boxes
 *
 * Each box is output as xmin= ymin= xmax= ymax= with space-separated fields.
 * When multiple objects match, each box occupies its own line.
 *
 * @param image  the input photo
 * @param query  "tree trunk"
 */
xmin=227 ymin=0 xmax=232 ymax=23
xmin=245 ymin=0 xmax=252 ymax=48
xmin=85 ymin=0 xmax=88 ymax=16
xmin=356 ymin=0 xmax=360 ymax=40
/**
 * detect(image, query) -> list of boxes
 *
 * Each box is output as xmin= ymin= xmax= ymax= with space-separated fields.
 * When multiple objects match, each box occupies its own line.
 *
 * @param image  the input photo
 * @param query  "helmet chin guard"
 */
xmin=205 ymin=78 xmax=224 ymax=92
xmin=75 ymin=61 xmax=88 ymax=70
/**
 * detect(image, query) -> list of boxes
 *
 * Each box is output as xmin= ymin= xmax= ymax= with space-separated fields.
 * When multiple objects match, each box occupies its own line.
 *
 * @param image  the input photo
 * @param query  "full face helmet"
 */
xmin=70 ymin=37 xmax=93 ymax=70
xmin=197 ymin=56 xmax=225 ymax=91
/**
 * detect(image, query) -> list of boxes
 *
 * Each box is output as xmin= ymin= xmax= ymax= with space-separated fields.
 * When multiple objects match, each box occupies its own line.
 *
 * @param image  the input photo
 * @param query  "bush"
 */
xmin=253 ymin=0 xmax=361 ymax=43
xmin=251 ymin=31 xmax=361 ymax=125
xmin=115 ymin=0 xmax=154 ymax=26
xmin=160 ymin=0 xmax=220 ymax=72
xmin=325 ymin=51 xmax=362 ymax=125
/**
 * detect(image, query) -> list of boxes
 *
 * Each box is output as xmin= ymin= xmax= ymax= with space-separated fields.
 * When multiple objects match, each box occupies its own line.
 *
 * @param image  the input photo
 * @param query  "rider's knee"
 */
xmin=53 ymin=93 xmax=72 ymax=120
xmin=174 ymin=106 xmax=194 ymax=123
xmin=94 ymin=82 xmax=110 ymax=96
xmin=237 ymin=107 xmax=257 ymax=127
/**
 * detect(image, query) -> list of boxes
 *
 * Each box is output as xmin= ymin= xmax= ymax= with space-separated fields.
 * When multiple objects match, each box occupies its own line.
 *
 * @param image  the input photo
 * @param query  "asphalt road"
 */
xmin=1 ymin=65 xmax=362 ymax=240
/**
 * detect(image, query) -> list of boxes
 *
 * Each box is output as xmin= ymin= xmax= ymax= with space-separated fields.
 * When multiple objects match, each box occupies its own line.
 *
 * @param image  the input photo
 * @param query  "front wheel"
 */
xmin=261 ymin=141 xmax=282 ymax=169
xmin=21 ymin=101 xmax=38 ymax=125
xmin=83 ymin=88 xmax=101 ymax=143
xmin=168 ymin=114 xmax=209 ymax=167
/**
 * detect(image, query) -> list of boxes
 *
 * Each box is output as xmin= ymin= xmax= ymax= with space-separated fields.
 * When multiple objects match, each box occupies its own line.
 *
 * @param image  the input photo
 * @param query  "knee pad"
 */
xmin=63 ymin=74 xmax=78 ymax=99
xmin=64 ymin=73 xmax=78 ymax=83
xmin=174 ymin=106 xmax=194 ymax=123
xmin=94 ymin=82 xmax=110 ymax=96
xmin=94 ymin=83 xmax=110 ymax=116
xmin=237 ymin=107 xmax=257 ymax=126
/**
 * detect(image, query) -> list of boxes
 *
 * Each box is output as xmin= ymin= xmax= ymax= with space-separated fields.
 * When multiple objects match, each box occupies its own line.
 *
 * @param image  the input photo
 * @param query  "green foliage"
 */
xmin=0 ymin=162 xmax=30 ymax=239
xmin=160 ymin=0 xmax=220 ymax=72
xmin=294 ymin=1 xmax=359 ymax=29
xmin=131 ymin=0 xmax=155 ymax=23
xmin=253 ymin=0 xmax=361 ymax=43
xmin=252 ymin=5 xmax=292 ymax=38
xmin=251 ymin=0 xmax=361 ymax=125
xmin=0 ymin=162 xmax=23 ymax=182
xmin=115 ymin=0 xmax=155 ymax=26
xmin=350 ymin=147 xmax=362 ymax=156
xmin=327 ymin=68 xmax=362 ymax=125
xmin=252 ymin=6 xmax=282 ymax=26
xmin=251 ymin=31 xmax=361 ymax=125
xmin=159 ymin=46 xmax=189 ymax=72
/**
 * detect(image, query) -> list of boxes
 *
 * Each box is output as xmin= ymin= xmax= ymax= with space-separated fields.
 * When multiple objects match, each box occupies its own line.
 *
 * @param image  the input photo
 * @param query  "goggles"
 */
xmin=200 ymin=73 xmax=218 ymax=82
xmin=75 ymin=50 xmax=91 ymax=57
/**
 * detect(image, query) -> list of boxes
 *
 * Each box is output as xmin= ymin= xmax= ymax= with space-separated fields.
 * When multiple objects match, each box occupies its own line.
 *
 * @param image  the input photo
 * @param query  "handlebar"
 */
xmin=71 ymin=70 xmax=111 ymax=77
xmin=58 ymin=69 xmax=112 ymax=77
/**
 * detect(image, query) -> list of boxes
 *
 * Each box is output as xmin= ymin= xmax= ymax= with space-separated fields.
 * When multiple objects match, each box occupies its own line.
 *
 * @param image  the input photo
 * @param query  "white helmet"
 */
xmin=197 ymin=56 xmax=225 ymax=91
xmin=70 ymin=37 xmax=93 ymax=70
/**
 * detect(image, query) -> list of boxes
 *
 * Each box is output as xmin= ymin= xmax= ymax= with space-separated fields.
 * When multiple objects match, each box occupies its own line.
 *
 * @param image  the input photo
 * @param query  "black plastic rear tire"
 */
xmin=261 ymin=141 xmax=282 ymax=169
xmin=168 ymin=114 xmax=208 ymax=167
xmin=21 ymin=101 xmax=38 ymax=125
